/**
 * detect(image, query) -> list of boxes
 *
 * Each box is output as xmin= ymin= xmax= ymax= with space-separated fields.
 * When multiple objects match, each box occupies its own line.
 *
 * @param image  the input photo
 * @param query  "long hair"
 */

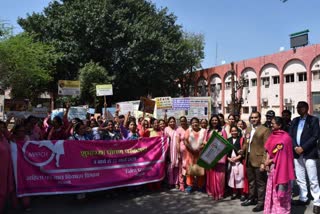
xmin=209 ymin=114 xmax=222 ymax=132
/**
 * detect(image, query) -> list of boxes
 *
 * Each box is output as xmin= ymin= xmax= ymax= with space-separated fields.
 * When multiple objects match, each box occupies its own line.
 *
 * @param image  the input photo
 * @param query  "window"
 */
xmin=242 ymin=106 xmax=249 ymax=114
xmin=225 ymin=107 xmax=230 ymax=114
xmin=225 ymin=82 xmax=231 ymax=89
xmin=251 ymin=78 xmax=257 ymax=87
xmin=273 ymin=76 xmax=280 ymax=84
xmin=243 ymin=79 xmax=249 ymax=87
xmin=261 ymin=77 xmax=270 ymax=87
xmin=298 ymin=72 xmax=307 ymax=82
xmin=251 ymin=106 xmax=257 ymax=112
xmin=285 ymin=74 xmax=294 ymax=83
xmin=313 ymin=70 xmax=320 ymax=80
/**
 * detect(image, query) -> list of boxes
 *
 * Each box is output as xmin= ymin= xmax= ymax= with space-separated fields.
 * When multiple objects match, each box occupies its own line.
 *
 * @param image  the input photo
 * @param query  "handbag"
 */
xmin=187 ymin=164 xmax=205 ymax=176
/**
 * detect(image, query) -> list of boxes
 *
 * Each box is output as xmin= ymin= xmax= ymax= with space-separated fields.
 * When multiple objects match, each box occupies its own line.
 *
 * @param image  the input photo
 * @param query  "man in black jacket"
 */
xmin=289 ymin=101 xmax=320 ymax=214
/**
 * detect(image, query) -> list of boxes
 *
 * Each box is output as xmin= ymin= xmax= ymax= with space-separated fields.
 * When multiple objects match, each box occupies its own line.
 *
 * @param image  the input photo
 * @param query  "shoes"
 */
xmin=241 ymin=199 xmax=257 ymax=206
xmin=252 ymin=205 xmax=264 ymax=212
xmin=314 ymin=205 xmax=320 ymax=214
xmin=179 ymin=186 xmax=185 ymax=192
xmin=198 ymin=186 xmax=206 ymax=193
xmin=240 ymin=195 xmax=247 ymax=202
xmin=291 ymin=199 xmax=310 ymax=206
xmin=185 ymin=186 xmax=193 ymax=194
xmin=230 ymin=194 xmax=238 ymax=200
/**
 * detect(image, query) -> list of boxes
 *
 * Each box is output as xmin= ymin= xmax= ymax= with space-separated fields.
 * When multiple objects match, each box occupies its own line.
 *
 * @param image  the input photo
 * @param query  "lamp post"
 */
xmin=229 ymin=62 xmax=247 ymax=117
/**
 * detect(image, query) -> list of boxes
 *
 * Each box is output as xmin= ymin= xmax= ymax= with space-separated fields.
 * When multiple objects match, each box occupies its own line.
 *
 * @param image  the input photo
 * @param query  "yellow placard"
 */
xmin=96 ymin=84 xmax=113 ymax=96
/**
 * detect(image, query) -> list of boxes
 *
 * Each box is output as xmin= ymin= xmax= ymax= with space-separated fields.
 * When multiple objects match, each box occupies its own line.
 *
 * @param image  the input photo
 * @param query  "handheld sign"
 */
xmin=197 ymin=131 xmax=234 ymax=169
xmin=58 ymin=80 xmax=80 ymax=96
xmin=155 ymin=97 xmax=172 ymax=110
xmin=138 ymin=97 xmax=155 ymax=114
xmin=96 ymin=84 xmax=113 ymax=96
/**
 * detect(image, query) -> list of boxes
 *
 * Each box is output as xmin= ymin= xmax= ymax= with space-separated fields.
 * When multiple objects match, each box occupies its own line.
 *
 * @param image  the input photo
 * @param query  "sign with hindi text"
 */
xmin=11 ymin=137 xmax=168 ymax=197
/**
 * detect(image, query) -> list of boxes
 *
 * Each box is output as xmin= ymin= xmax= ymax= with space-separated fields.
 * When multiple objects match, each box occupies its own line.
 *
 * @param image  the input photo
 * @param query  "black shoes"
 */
xmin=240 ymin=195 xmax=247 ymax=202
xmin=291 ymin=199 xmax=310 ymax=206
xmin=252 ymin=205 xmax=264 ymax=212
xmin=230 ymin=194 xmax=241 ymax=200
xmin=314 ymin=205 xmax=320 ymax=214
xmin=241 ymin=199 xmax=257 ymax=206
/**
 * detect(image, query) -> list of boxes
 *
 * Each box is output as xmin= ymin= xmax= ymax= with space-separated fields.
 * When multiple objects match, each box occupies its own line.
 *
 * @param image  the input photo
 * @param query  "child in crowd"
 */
xmin=227 ymin=125 xmax=245 ymax=200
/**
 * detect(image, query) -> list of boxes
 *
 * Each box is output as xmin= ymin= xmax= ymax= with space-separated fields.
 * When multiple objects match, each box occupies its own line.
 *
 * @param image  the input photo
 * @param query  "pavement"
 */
xmin=14 ymin=188 xmax=314 ymax=214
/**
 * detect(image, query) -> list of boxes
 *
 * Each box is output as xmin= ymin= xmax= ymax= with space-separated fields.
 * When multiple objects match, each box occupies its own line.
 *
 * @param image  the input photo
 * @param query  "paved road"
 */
xmin=17 ymin=188 xmax=313 ymax=214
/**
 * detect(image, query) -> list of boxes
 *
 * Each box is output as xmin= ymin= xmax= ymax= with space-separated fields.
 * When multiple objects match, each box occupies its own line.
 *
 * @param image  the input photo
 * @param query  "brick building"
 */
xmin=193 ymin=44 xmax=320 ymax=120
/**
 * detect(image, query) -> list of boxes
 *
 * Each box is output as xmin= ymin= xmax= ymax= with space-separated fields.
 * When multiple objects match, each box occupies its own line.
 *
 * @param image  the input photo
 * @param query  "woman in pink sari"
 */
xmin=0 ymin=120 xmax=17 ymax=213
xmin=263 ymin=116 xmax=295 ymax=214
xmin=164 ymin=117 xmax=179 ymax=189
xmin=175 ymin=116 xmax=189 ymax=191
xmin=206 ymin=114 xmax=227 ymax=200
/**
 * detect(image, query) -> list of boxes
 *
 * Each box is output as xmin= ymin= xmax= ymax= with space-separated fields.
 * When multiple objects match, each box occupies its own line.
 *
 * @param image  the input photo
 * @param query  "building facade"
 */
xmin=193 ymin=44 xmax=320 ymax=119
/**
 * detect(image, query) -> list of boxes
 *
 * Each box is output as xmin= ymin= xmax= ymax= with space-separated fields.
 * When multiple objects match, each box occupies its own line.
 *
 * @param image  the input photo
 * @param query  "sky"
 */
xmin=1 ymin=0 xmax=320 ymax=69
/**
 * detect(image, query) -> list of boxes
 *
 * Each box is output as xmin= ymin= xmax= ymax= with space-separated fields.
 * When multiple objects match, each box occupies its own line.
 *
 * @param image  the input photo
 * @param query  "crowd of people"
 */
xmin=1 ymin=101 xmax=320 ymax=214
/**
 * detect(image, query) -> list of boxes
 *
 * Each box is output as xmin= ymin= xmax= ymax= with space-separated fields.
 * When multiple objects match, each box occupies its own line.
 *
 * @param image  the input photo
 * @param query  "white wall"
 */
xmin=311 ymin=56 xmax=320 ymax=92
xmin=241 ymin=68 xmax=257 ymax=119
xmin=283 ymin=60 xmax=307 ymax=118
xmin=210 ymin=75 xmax=222 ymax=112
xmin=260 ymin=64 xmax=281 ymax=116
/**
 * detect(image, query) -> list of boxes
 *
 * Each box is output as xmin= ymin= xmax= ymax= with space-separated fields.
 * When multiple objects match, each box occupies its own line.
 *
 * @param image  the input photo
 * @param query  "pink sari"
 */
xmin=164 ymin=126 xmax=179 ymax=185
xmin=176 ymin=126 xmax=188 ymax=188
xmin=264 ymin=130 xmax=295 ymax=214
xmin=0 ymin=133 xmax=17 ymax=212
xmin=206 ymin=129 xmax=227 ymax=200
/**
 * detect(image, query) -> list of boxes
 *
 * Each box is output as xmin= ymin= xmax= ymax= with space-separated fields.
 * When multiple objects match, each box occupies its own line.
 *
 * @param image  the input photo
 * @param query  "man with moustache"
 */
xmin=240 ymin=111 xmax=271 ymax=212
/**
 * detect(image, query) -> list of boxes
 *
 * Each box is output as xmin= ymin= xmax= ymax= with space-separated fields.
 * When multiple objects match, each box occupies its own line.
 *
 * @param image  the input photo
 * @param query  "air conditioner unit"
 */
xmin=216 ymin=84 xmax=221 ymax=90
xmin=226 ymin=100 xmax=231 ymax=105
xmin=265 ymin=80 xmax=270 ymax=86
xmin=218 ymin=101 xmax=222 ymax=104
xmin=284 ymin=98 xmax=292 ymax=104
xmin=262 ymin=98 xmax=268 ymax=103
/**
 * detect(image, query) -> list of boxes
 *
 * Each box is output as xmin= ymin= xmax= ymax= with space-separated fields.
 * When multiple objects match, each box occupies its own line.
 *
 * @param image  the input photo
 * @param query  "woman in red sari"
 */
xmin=263 ymin=116 xmax=295 ymax=214
xmin=0 ymin=120 xmax=17 ymax=213
xmin=206 ymin=114 xmax=227 ymax=200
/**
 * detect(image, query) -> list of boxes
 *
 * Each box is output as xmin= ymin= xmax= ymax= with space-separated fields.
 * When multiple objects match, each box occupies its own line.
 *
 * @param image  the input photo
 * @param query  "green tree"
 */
xmin=176 ymin=32 xmax=205 ymax=97
xmin=79 ymin=61 xmax=114 ymax=106
xmin=18 ymin=0 xmax=204 ymax=100
xmin=0 ymin=32 xmax=60 ymax=102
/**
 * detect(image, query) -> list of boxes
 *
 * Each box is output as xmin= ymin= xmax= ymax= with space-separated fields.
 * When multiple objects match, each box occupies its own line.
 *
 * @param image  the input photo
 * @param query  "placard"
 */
xmin=96 ymin=84 xmax=113 ymax=96
xmin=138 ymin=97 xmax=155 ymax=114
xmin=58 ymin=80 xmax=80 ymax=96
xmin=68 ymin=107 xmax=87 ymax=120
xmin=155 ymin=97 xmax=172 ymax=109
xmin=117 ymin=102 xmax=134 ymax=115
xmin=197 ymin=131 xmax=234 ymax=169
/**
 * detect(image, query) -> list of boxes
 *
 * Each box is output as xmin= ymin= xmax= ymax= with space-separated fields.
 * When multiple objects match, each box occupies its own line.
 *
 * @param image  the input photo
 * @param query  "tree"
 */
xmin=79 ymin=61 xmax=114 ymax=107
xmin=176 ymin=33 xmax=205 ymax=97
xmin=18 ymin=0 xmax=204 ymax=101
xmin=0 ymin=32 xmax=60 ymax=102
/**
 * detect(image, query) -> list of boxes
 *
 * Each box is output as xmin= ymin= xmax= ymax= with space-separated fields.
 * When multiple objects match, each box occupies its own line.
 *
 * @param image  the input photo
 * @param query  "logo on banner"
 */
xmin=22 ymin=140 xmax=65 ymax=168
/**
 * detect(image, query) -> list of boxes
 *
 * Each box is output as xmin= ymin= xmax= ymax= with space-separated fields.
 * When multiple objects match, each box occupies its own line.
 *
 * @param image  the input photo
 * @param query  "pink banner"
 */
xmin=11 ymin=137 xmax=168 ymax=197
